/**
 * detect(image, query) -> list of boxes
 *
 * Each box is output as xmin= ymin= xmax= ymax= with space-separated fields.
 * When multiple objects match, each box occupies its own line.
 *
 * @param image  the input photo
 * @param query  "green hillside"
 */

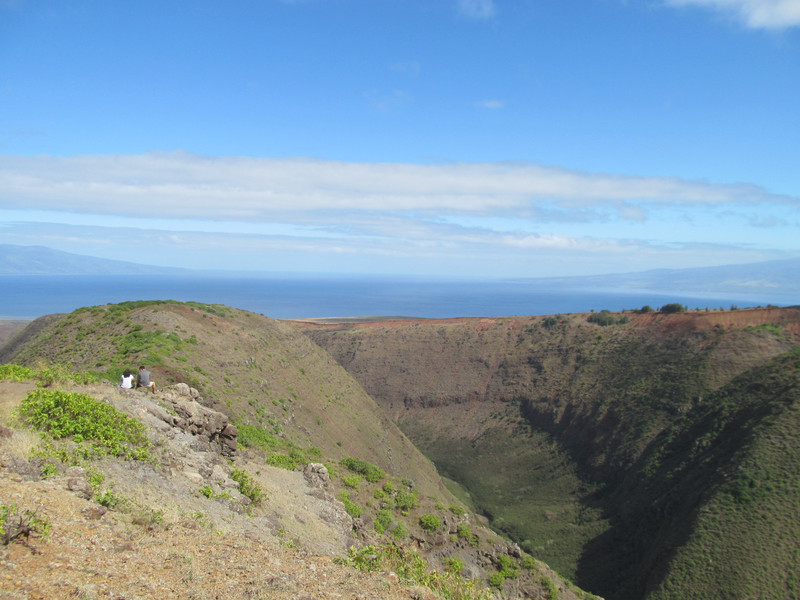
xmin=1 ymin=300 xmax=449 ymax=500
xmin=299 ymin=307 xmax=800 ymax=599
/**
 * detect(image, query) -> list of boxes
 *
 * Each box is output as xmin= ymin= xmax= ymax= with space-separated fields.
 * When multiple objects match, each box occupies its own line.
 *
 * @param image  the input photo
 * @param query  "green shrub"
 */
xmin=541 ymin=574 xmax=559 ymax=600
xmin=448 ymin=504 xmax=466 ymax=515
xmin=337 ymin=544 xmax=492 ymax=600
xmin=341 ymin=457 xmax=385 ymax=483
xmin=0 ymin=503 xmax=51 ymax=544
xmin=374 ymin=509 xmax=394 ymax=534
xmin=337 ymin=491 xmax=362 ymax=518
xmin=231 ymin=468 xmax=265 ymax=504
xmin=457 ymin=523 xmax=472 ymax=539
xmin=488 ymin=572 xmax=506 ymax=589
xmin=419 ymin=513 xmax=441 ymax=532
xmin=445 ymin=556 xmax=465 ymax=574
xmin=391 ymin=523 xmax=408 ymax=540
xmin=266 ymin=453 xmax=297 ymax=470
xmin=497 ymin=554 xmax=518 ymax=580
xmin=0 ymin=364 xmax=35 ymax=382
xmin=237 ymin=423 xmax=279 ymax=452
xmin=18 ymin=389 xmax=150 ymax=460
xmin=39 ymin=463 xmax=57 ymax=478
xmin=394 ymin=488 xmax=419 ymax=511
xmin=660 ymin=303 xmax=687 ymax=314
xmin=199 ymin=485 xmax=213 ymax=498
xmin=95 ymin=489 xmax=128 ymax=509
xmin=342 ymin=474 xmax=362 ymax=489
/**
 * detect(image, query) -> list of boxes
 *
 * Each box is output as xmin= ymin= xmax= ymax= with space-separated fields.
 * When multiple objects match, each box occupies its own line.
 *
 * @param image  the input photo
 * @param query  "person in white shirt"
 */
xmin=120 ymin=369 xmax=135 ymax=389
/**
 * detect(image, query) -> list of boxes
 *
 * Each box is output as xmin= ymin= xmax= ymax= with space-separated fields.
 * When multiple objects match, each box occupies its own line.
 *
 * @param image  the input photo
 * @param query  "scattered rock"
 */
xmin=81 ymin=505 xmax=107 ymax=520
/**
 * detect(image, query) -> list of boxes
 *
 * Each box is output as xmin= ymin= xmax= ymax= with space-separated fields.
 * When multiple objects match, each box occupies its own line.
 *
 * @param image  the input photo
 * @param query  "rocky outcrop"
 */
xmin=144 ymin=383 xmax=238 ymax=457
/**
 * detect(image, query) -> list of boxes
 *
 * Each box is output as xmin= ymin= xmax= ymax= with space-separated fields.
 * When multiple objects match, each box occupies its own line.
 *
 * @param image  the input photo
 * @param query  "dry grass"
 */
xmin=0 ymin=381 xmax=41 ymax=459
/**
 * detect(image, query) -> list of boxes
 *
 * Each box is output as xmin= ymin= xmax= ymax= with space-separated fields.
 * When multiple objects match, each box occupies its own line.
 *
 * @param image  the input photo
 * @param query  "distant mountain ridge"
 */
xmin=1 ymin=244 xmax=797 ymax=299
xmin=0 ymin=244 xmax=186 ymax=275
xmin=522 ymin=257 xmax=800 ymax=297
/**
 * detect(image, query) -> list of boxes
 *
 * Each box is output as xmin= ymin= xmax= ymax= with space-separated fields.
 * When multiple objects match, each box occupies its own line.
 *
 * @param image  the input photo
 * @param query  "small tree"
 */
xmin=660 ymin=303 xmax=687 ymax=314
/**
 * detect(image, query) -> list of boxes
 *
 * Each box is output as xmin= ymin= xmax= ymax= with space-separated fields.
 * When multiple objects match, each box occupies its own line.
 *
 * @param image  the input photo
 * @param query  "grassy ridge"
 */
xmin=2 ymin=301 xmax=452 ymax=501
xmin=579 ymin=348 xmax=800 ymax=599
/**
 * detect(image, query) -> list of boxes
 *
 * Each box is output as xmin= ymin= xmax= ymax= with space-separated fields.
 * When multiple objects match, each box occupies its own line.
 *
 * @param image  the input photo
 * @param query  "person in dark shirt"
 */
xmin=136 ymin=365 xmax=156 ymax=393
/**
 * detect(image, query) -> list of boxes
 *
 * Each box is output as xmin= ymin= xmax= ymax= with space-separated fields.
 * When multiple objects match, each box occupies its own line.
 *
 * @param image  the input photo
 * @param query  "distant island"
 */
xmin=0 ymin=244 xmax=188 ymax=275
xmin=2 ymin=243 xmax=796 ymax=299
xmin=520 ymin=257 xmax=800 ymax=298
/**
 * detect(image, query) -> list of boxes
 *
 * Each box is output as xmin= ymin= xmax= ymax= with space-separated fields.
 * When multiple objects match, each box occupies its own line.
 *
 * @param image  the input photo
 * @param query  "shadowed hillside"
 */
xmin=297 ymin=307 xmax=800 ymax=599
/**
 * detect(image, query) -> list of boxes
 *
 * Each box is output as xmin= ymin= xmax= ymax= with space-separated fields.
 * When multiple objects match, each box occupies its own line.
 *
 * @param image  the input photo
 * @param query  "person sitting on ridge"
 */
xmin=136 ymin=365 xmax=156 ymax=393
xmin=120 ymin=368 xmax=135 ymax=389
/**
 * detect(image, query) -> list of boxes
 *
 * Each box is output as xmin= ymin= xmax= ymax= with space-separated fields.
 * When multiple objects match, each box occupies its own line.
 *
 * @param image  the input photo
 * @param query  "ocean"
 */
xmin=0 ymin=273 xmax=790 ymax=320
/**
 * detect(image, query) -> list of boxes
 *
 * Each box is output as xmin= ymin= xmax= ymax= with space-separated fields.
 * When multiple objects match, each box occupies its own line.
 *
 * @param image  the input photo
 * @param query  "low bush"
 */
xmin=394 ymin=488 xmax=420 ymax=512
xmin=445 ymin=556 xmax=465 ymax=574
xmin=337 ymin=491 xmax=362 ymax=518
xmin=0 ymin=503 xmax=51 ymax=545
xmin=18 ymin=389 xmax=150 ymax=460
xmin=0 ymin=364 xmax=35 ymax=382
xmin=337 ymin=544 xmax=492 ymax=600
xmin=342 ymin=474 xmax=362 ymax=489
xmin=660 ymin=303 xmax=687 ymax=314
xmin=419 ymin=513 xmax=441 ymax=532
xmin=266 ymin=453 xmax=297 ymax=470
xmin=237 ymin=423 xmax=280 ymax=452
xmin=231 ymin=468 xmax=265 ymax=504
xmin=341 ymin=457 xmax=385 ymax=483
xmin=587 ymin=310 xmax=629 ymax=327
xmin=488 ymin=572 xmax=506 ymax=589
xmin=391 ymin=523 xmax=408 ymax=540
xmin=374 ymin=509 xmax=394 ymax=534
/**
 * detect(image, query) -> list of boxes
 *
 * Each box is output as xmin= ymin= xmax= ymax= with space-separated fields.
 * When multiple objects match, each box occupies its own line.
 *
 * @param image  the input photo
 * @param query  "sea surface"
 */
xmin=0 ymin=274 xmax=792 ymax=320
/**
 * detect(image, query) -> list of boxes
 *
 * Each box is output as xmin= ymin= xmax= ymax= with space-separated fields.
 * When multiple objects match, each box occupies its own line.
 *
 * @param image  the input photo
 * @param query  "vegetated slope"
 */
xmin=296 ymin=307 xmax=800 ymax=599
xmin=580 ymin=348 xmax=800 ymax=600
xmin=0 ymin=300 xmax=448 ymax=500
xmin=0 ymin=305 xmax=599 ymax=600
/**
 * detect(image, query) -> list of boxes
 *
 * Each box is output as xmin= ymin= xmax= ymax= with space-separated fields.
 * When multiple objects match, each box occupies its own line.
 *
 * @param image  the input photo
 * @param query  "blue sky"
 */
xmin=1 ymin=0 xmax=798 ymax=278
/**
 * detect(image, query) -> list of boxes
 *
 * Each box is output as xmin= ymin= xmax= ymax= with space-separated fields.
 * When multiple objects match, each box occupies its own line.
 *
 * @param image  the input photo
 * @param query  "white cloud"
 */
xmin=664 ymin=0 xmax=800 ymax=29
xmin=0 ymin=153 xmax=793 ymax=224
xmin=458 ymin=0 xmax=496 ymax=19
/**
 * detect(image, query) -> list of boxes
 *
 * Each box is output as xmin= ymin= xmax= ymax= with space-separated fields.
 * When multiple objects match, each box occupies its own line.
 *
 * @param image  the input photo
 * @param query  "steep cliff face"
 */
xmin=298 ymin=307 xmax=800 ymax=599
